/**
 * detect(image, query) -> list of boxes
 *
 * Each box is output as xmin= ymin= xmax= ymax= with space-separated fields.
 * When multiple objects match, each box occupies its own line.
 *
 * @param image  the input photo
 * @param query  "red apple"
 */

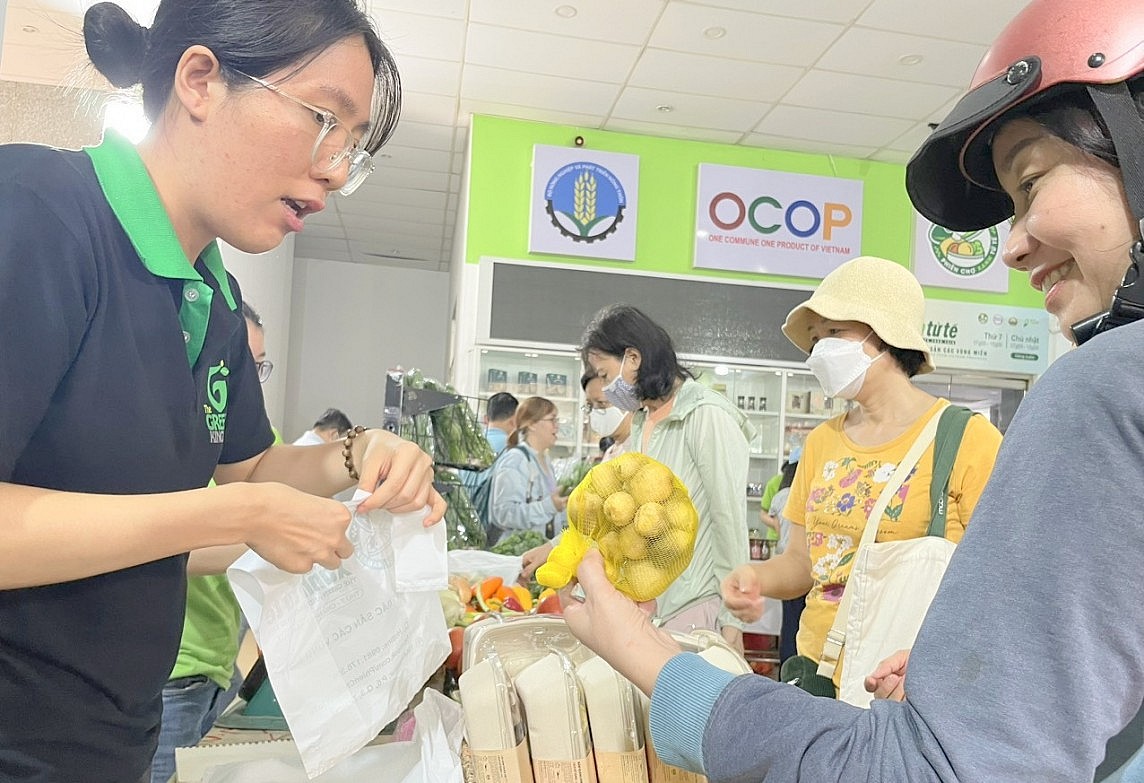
xmin=501 ymin=595 xmax=524 ymax=613
xmin=536 ymin=593 xmax=563 ymax=615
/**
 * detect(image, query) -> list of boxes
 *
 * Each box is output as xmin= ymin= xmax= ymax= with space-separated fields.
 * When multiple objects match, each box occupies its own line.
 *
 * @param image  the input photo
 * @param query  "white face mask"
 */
xmin=589 ymin=406 xmax=627 ymax=437
xmin=805 ymin=332 xmax=883 ymax=400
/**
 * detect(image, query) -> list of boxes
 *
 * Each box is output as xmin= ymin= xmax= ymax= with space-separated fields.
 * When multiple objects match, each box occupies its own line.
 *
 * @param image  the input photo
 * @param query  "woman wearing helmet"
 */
xmin=554 ymin=0 xmax=1144 ymax=780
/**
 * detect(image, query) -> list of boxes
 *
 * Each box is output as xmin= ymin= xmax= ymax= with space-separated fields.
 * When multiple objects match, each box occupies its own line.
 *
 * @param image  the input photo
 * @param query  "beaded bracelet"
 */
xmin=342 ymin=425 xmax=367 ymax=481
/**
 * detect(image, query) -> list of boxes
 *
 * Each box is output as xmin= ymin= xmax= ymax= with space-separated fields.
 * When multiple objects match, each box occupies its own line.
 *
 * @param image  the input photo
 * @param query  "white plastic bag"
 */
xmin=229 ymin=493 xmax=450 ymax=778
xmin=446 ymin=549 xmax=523 ymax=584
xmin=200 ymin=689 xmax=465 ymax=783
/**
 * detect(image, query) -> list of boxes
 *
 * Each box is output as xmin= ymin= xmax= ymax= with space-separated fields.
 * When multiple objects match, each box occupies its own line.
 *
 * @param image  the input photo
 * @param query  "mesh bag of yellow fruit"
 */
xmin=536 ymin=452 xmax=698 ymax=602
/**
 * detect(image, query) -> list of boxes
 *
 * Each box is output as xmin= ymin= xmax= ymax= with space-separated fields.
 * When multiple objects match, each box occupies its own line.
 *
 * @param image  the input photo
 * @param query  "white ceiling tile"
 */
xmin=294 ymin=235 xmax=351 ymax=262
xmin=369 ymin=0 xmax=467 ymax=20
xmin=886 ymin=121 xmax=935 ymax=154
xmin=0 ymin=42 xmax=102 ymax=87
xmin=630 ymin=49 xmax=803 ymax=103
xmin=650 ymin=4 xmax=843 ymax=68
xmin=868 ymin=149 xmax=911 ymax=164
xmin=297 ymin=223 xmax=350 ymax=241
xmin=385 ymin=120 xmax=455 ymax=152
xmin=857 ymin=0 xmax=1029 ymax=45
xmin=461 ymin=101 xmax=605 ymax=130
xmin=4 ymin=5 xmax=80 ymax=46
xmin=375 ymin=9 xmax=466 ymax=61
xmin=685 ymin=0 xmax=871 ymax=25
xmin=461 ymin=64 xmax=620 ymax=115
xmin=469 ymin=0 xmax=666 ymax=46
xmin=368 ymin=165 xmax=449 ymax=191
xmin=603 ymin=118 xmax=744 ymax=145
xmin=784 ymin=70 xmax=960 ymax=121
xmin=818 ymin=27 xmax=987 ymax=88
xmin=756 ymin=105 xmax=914 ymax=147
xmin=744 ymin=134 xmax=879 ymax=160
xmin=612 ymin=86 xmax=769 ymax=133
xmin=337 ymin=186 xmax=449 ymax=211
xmin=340 ymin=205 xmax=445 ymax=228
xmin=394 ymin=54 xmax=461 ymax=96
xmin=377 ymin=143 xmax=452 ymax=174
xmin=399 ymin=91 xmax=459 ymax=127
xmin=927 ymin=92 xmax=966 ymax=125
xmin=465 ymin=23 xmax=640 ymax=84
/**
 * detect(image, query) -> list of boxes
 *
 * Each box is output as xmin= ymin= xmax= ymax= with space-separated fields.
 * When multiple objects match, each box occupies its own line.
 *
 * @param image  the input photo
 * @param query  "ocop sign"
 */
xmin=694 ymin=163 xmax=863 ymax=278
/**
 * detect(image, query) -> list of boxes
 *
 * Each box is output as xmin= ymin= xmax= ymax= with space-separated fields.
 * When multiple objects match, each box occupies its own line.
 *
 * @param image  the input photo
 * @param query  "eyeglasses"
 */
xmin=255 ymin=360 xmax=274 ymax=384
xmin=539 ymin=415 xmax=559 ymax=425
xmin=234 ymin=70 xmax=374 ymax=197
xmin=580 ymin=402 xmax=611 ymax=415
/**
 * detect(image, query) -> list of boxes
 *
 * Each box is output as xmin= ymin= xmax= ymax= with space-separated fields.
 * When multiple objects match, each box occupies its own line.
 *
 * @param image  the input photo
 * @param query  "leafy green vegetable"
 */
xmin=490 ymin=529 xmax=547 ymax=557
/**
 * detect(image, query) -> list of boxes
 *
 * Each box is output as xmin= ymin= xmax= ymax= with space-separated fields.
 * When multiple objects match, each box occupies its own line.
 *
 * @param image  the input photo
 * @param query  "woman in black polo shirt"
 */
xmin=0 ymin=1 xmax=442 ymax=780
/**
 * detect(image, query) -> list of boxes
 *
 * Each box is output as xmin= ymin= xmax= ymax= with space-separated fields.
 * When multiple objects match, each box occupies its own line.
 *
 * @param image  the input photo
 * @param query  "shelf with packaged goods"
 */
xmin=784 ymin=412 xmax=833 ymax=421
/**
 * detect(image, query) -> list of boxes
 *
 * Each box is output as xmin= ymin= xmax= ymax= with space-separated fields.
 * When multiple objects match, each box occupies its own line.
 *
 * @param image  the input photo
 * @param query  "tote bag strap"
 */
xmin=817 ymin=402 xmax=946 ymax=680
xmin=926 ymin=405 xmax=974 ymax=538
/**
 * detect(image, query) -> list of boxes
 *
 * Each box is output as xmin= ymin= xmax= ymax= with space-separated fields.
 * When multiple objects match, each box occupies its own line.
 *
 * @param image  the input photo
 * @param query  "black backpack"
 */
xmin=468 ymin=445 xmax=524 ymax=544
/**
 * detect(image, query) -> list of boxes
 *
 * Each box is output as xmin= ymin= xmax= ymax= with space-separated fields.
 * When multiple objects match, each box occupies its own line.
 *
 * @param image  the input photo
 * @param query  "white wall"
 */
xmin=218 ymin=236 xmax=295 ymax=429
xmin=284 ymin=257 xmax=450 ymax=440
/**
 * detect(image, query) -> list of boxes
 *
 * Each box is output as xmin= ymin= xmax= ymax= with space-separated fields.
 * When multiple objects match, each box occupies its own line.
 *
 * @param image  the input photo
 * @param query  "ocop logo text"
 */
xmin=708 ymin=192 xmax=853 ymax=240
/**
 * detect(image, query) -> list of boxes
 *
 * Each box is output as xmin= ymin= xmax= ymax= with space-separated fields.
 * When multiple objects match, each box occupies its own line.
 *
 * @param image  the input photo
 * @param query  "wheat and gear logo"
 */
xmin=543 ymin=161 xmax=627 ymax=243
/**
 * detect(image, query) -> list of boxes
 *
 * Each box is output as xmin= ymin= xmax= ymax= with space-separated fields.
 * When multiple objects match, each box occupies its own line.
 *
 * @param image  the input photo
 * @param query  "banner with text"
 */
xmin=529 ymin=145 xmax=639 ymax=261
xmin=912 ymin=213 xmax=1011 ymax=293
xmin=694 ymin=163 xmax=863 ymax=278
xmin=923 ymin=299 xmax=1048 ymax=375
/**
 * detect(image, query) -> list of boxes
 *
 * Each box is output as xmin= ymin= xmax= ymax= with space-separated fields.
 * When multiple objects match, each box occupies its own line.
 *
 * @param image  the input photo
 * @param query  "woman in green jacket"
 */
xmin=581 ymin=304 xmax=754 ymax=648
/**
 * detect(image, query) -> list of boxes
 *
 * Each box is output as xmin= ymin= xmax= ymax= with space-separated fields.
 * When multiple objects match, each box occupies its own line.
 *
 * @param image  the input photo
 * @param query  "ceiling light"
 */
xmin=703 ymin=26 xmax=727 ymax=40
xmin=656 ymin=104 xmax=674 ymax=113
xmin=554 ymin=5 xmax=577 ymax=18
xmin=22 ymin=25 xmax=39 ymax=33
xmin=714 ymin=364 xmax=730 ymax=376
xmin=898 ymin=54 xmax=924 ymax=66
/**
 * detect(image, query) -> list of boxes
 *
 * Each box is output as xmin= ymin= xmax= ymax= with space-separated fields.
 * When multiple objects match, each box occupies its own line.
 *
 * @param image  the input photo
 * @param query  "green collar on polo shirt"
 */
xmin=85 ymin=130 xmax=238 ymax=368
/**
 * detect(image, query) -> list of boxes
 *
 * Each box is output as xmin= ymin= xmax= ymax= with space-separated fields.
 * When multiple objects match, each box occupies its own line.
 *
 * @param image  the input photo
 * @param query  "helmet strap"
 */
xmin=1087 ymin=83 xmax=1144 ymax=223
xmin=1071 ymin=84 xmax=1144 ymax=345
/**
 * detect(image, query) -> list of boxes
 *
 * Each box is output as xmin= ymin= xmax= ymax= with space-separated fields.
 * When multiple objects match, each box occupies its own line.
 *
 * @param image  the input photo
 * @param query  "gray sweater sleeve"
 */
xmin=655 ymin=322 xmax=1144 ymax=782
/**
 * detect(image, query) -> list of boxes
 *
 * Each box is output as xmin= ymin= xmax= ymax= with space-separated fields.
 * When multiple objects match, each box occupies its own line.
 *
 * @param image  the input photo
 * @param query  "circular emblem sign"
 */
xmin=928 ymin=225 xmax=1000 ymax=276
xmin=544 ymin=161 xmax=627 ymax=243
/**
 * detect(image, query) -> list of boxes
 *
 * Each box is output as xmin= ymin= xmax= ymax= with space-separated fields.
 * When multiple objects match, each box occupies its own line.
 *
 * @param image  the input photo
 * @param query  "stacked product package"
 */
xmin=456 ymin=616 xmax=750 ymax=783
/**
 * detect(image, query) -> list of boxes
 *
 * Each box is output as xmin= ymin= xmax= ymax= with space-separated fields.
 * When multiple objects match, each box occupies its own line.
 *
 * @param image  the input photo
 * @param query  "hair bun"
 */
xmin=83 ymin=2 xmax=147 ymax=88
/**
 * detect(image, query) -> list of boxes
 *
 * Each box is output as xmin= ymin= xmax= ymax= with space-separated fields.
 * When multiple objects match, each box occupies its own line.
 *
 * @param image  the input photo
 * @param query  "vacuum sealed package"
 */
xmin=457 ymin=652 xmax=534 ymax=783
xmin=537 ymin=453 xmax=699 ymax=602
xmin=229 ymin=492 xmax=450 ymax=778
xmin=576 ymin=657 xmax=649 ymax=783
xmin=514 ymin=651 xmax=597 ymax=782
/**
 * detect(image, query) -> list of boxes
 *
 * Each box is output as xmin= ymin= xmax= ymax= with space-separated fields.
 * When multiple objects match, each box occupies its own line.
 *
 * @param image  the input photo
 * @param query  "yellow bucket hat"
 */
xmin=782 ymin=256 xmax=934 ymax=374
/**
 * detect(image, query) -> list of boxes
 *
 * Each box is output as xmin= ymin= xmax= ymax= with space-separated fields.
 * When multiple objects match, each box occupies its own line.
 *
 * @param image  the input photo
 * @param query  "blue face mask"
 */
xmin=602 ymin=356 xmax=642 ymax=412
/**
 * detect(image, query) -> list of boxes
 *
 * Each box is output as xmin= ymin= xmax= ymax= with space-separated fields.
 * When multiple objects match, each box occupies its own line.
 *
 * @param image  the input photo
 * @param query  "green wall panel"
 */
xmin=465 ymin=114 xmax=1042 ymax=309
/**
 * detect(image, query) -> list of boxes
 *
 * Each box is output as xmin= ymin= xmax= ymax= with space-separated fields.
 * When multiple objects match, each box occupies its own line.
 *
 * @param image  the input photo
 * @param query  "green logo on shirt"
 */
xmin=204 ymin=361 xmax=229 ymax=443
